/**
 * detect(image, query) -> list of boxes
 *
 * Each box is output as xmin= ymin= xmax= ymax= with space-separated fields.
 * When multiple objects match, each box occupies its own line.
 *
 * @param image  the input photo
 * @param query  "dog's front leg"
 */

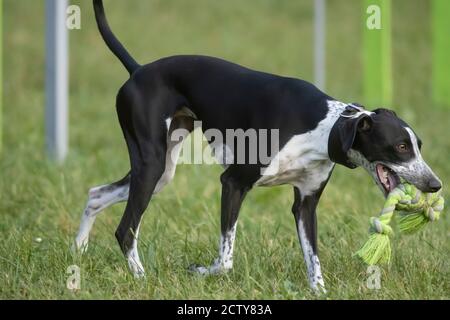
xmin=191 ymin=169 xmax=251 ymax=275
xmin=292 ymin=186 xmax=327 ymax=293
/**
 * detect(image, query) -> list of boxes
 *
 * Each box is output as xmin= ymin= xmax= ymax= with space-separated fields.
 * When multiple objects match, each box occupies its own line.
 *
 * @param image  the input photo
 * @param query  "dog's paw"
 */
xmin=188 ymin=264 xmax=215 ymax=275
xmin=127 ymin=258 xmax=146 ymax=279
xmin=71 ymin=239 xmax=89 ymax=255
xmin=188 ymin=260 xmax=231 ymax=276
xmin=311 ymin=282 xmax=327 ymax=295
xmin=128 ymin=252 xmax=145 ymax=279
xmin=131 ymin=268 xmax=146 ymax=279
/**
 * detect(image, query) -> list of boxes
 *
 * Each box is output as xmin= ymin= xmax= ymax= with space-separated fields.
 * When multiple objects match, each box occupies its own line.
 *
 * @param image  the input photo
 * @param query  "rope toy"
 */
xmin=355 ymin=183 xmax=445 ymax=265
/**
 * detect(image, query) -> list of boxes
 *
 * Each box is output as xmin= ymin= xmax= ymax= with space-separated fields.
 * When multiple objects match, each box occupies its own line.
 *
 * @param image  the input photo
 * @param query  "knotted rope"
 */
xmin=355 ymin=183 xmax=445 ymax=265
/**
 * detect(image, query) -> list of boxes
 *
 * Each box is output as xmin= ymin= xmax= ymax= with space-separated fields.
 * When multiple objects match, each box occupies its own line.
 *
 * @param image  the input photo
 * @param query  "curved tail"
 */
xmin=93 ymin=0 xmax=140 ymax=74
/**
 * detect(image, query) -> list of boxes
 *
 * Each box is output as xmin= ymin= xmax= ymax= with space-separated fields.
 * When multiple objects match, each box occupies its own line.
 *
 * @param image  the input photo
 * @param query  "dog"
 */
xmin=75 ymin=0 xmax=442 ymax=292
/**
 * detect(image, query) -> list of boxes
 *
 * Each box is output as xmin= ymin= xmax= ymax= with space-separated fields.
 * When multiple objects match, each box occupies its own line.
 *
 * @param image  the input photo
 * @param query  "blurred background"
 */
xmin=1 ymin=0 xmax=448 ymax=299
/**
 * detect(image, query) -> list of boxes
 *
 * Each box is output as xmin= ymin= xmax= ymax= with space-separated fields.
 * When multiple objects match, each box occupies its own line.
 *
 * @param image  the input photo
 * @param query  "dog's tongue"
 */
xmin=387 ymin=174 xmax=397 ymax=191
xmin=376 ymin=165 xmax=384 ymax=180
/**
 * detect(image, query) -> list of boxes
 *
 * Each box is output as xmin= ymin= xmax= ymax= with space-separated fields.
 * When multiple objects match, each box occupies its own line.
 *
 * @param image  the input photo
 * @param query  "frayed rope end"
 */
xmin=355 ymin=233 xmax=391 ymax=265
xmin=397 ymin=212 xmax=429 ymax=234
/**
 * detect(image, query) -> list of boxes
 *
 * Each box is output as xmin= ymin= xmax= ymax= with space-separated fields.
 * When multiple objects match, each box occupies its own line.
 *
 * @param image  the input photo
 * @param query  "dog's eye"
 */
xmin=396 ymin=144 xmax=409 ymax=153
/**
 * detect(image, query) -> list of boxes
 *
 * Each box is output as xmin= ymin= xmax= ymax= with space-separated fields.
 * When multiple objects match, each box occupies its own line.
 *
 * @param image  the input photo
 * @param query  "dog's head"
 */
xmin=329 ymin=106 xmax=442 ymax=196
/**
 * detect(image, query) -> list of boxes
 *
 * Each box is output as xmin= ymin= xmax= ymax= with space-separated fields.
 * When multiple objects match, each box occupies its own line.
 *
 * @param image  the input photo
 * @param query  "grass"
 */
xmin=1 ymin=0 xmax=449 ymax=299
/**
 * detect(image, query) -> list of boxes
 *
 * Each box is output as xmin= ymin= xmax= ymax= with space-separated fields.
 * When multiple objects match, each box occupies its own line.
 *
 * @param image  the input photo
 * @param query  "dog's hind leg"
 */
xmin=118 ymin=116 xmax=192 ymax=277
xmin=114 ymin=87 xmax=181 ymax=277
xmin=74 ymin=173 xmax=130 ymax=253
xmin=73 ymin=115 xmax=192 ymax=254
xmin=116 ymin=128 xmax=167 ymax=277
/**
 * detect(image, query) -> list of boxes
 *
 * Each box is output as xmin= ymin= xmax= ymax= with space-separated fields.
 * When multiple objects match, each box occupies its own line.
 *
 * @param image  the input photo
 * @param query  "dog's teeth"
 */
xmin=381 ymin=170 xmax=388 ymax=183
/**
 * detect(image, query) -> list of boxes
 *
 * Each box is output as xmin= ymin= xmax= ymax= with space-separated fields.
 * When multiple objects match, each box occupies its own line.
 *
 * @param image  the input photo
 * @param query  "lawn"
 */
xmin=1 ymin=0 xmax=448 ymax=299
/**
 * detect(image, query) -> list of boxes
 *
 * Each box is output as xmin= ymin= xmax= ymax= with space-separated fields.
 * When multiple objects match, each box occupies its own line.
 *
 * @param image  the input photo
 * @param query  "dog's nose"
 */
xmin=427 ymin=178 xmax=442 ymax=192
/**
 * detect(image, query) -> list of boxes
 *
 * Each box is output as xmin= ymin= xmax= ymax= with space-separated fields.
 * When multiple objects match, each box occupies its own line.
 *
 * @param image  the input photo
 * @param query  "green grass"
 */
xmin=1 ymin=0 xmax=448 ymax=299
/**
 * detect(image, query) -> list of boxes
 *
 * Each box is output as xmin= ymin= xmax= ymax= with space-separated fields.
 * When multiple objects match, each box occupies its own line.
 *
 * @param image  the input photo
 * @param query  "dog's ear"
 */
xmin=373 ymin=108 xmax=397 ymax=117
xmin=328 ymin=114 xmax=372 ymax=169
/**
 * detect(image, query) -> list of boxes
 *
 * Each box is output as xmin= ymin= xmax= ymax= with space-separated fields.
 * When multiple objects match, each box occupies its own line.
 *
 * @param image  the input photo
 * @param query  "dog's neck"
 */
xmin=326 ymin=101 xmax=373 ymax=168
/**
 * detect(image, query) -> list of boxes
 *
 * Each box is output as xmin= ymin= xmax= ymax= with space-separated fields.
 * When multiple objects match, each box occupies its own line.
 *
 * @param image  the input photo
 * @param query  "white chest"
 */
xmin=255 ymin=139 xmax=335 ymax=196
xmin=255 ymin=100 xmax=347 ymax=196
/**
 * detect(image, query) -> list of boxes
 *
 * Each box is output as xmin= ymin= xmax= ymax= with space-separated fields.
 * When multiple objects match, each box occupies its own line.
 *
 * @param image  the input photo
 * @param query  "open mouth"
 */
xmin=375 ymin=164 xmax=400 ymax=195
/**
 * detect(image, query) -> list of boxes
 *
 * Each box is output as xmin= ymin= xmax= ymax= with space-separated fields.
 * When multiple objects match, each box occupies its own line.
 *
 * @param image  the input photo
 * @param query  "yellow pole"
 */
xmin=432 ymin=0 xmax=450 ymax=107
xmin=363 ymin=0 xmax=392 ymax=106
xmin=0 ymin=0 xmax=3 ymax=152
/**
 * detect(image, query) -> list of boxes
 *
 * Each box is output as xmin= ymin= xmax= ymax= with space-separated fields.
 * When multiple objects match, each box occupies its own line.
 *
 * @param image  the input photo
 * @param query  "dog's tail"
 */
xmin=93 ymin=0 xmax=140 ymax=74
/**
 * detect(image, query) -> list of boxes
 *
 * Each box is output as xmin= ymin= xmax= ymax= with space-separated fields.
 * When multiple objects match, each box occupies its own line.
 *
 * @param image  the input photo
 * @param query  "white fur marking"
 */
xmin=256 ymin=100 xmax=347 ymax=196
xmin=74 ymin=183 xmax=129 ymax=252
xmin=165 ymin=117 xmax=172 ymax=131
xmin=154 ymin=121 xmax=191 ymax=193
xmin=297 ymin=220 xmax=325 ymax=292
xmin=193 ymin=223 xmax=237 ymax=275
xmin=127 ymin=223 xmax=145 ymax=278
xmin=389 ymin=128 xmax=441 ymax=183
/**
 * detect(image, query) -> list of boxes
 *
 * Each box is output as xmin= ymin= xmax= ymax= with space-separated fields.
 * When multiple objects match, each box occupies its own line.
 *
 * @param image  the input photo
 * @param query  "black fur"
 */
xmin=93 ymin=0 xmax=335 ymax=254
xmin=90 ymin=1 xmax=441 ymax=287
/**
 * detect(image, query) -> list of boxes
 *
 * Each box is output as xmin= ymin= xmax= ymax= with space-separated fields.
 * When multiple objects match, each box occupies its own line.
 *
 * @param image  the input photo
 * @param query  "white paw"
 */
xmin=188 ymin=259 xmax=231 ymax=275
xmin=131 ymin=267 xmax=146 ymax=279
xmin=311 ymin=280 xmax=327 ymax=295
xmin=72 ymin=239 xmax=89 ymax=255
xmin=127 ymin=256 xmax=146 ymax=279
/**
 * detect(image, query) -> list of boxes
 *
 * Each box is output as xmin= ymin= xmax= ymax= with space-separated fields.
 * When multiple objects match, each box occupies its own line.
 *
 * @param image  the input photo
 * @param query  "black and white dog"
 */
xmin=75 ymin=0 xmax=442 ymax=291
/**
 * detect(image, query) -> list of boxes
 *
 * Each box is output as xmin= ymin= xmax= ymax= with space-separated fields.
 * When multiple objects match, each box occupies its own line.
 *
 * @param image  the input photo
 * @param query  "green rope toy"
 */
xmin=355 ymin=183 xmax=445 ymax=265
